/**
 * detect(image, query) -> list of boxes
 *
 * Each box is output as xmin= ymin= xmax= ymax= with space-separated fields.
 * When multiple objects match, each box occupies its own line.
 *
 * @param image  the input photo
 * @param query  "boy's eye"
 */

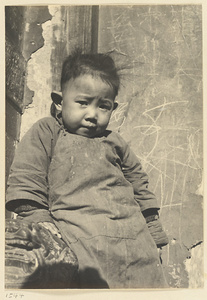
xmin=77 ymin=100 xmax=88 ymax=106
xmin=99 ymin=104 xmax=112 ymax=111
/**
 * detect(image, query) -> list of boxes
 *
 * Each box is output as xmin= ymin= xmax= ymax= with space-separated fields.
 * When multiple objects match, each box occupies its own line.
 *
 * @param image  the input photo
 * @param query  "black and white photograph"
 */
xmin=2 ymin=0 xmax=205 ymax=298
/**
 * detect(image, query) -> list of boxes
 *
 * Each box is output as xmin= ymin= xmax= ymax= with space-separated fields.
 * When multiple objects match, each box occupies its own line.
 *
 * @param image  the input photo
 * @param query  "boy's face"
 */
xmin=60 ymin=75 xmax=118 ymax=138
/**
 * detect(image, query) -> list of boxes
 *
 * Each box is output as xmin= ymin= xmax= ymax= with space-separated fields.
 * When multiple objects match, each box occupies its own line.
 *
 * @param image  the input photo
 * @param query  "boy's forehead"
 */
xmin=64 ymin=75 xmax=115 ymax=97
xmin=71 ymin=74 xmax=108 ymax=86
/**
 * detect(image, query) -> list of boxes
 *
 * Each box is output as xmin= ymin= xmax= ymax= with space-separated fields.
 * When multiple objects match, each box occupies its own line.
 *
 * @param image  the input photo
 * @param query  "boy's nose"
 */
xmin=85 ymin=106 xmax=98 ymax=121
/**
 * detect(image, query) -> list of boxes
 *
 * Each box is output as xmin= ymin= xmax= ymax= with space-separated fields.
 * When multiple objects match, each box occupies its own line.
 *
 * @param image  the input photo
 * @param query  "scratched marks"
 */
xmin=126 ymin=97 xmax=202 ymax=211
xmin=99 ymin=5 xmax=202 ymax=287
xmin=99 ymin=5 xmax=202 ymax=200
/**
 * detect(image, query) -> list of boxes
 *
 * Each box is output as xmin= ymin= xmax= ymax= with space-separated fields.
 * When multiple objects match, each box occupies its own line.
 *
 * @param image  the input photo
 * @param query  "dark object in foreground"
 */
xmin=5 ymin=219 xmax=78 ymax=289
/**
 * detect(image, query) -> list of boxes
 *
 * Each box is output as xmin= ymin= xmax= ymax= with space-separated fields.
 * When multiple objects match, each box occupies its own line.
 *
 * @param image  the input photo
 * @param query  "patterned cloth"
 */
xmin=5 ymin=219 xmax=78 ymax=289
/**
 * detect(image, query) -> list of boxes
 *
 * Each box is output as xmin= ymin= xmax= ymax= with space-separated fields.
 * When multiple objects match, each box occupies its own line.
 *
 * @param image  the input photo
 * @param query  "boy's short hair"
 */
xmin=61 ymin=50 xmax=120 ymax=97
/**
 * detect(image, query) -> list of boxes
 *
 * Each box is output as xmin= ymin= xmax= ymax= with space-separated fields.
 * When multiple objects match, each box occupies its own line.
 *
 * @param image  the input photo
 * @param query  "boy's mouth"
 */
xmin=82 ymin=124 xmax=97 ymax=129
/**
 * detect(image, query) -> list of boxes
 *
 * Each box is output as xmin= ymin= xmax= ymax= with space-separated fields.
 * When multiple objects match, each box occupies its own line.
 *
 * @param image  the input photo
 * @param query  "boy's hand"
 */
xmin=146 ymin=217 xmax=169 ymax=248
xmin=142 ymin=209 xmax=169 ymax=248
xmin=39 ymin=222 xmax=62 ymax=239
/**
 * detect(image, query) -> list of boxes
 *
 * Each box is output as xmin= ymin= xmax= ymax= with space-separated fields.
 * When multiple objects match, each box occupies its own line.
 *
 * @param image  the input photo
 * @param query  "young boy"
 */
xmin=6 ymin=51 xmax=168 ymax=288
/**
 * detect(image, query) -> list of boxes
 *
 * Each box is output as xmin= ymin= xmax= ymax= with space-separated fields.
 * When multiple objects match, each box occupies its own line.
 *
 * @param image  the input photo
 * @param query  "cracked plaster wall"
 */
xmin=21 ymin=6 xmax=63 ymax=138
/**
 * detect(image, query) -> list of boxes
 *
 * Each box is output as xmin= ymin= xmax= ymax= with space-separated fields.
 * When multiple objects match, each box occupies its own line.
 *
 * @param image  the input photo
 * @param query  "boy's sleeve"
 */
xmin=6 ymin=118 xmax=56 ymax=224
xmin=119 ymin=138 xmax=168 ymax=247
xmin=121 ymin=142 xmax=159 ymax=211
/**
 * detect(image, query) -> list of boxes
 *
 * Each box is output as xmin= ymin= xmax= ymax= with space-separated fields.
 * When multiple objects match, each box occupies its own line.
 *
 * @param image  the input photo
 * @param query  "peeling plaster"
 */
xmin=48 ymin=6 xmax=63 ymax=42
xmin=184 ymin=242 xmax=204 ymax=288
xmin=21 ymin=7 xmax=62 ymax=138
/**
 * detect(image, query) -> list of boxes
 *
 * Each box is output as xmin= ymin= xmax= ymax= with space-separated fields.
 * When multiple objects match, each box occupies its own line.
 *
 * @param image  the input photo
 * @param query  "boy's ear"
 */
xmin=113 ymin=102 xmax=118 ymax=110
xmin=51 ymin=91 xmax=63 ymax=110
